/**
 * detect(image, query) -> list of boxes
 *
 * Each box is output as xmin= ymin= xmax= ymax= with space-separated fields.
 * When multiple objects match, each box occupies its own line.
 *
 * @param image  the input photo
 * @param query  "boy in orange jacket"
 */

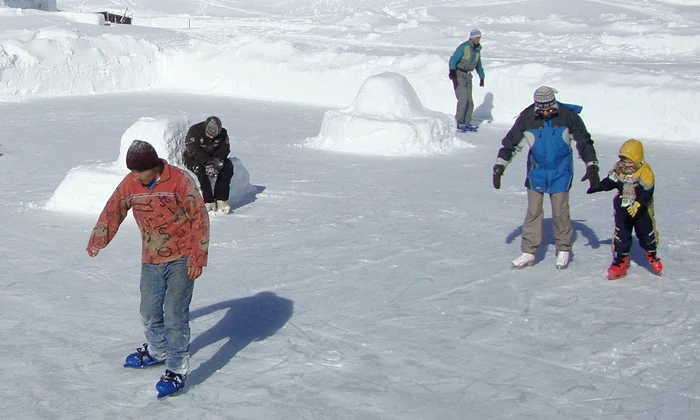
xmin=588 ymin=138 xmax=662 ymax=279
xmin=87 ymin=140 xmax=209 ymax=397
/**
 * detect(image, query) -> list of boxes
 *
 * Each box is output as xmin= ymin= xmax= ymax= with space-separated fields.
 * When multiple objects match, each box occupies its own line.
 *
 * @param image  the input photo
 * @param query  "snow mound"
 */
xmin=305 ymin=71 xmax=462 ymax=156
xmin=44 ymin=116 xmax=258 ymax=215
xmin=116 ymin=116 xmax=189 ymax=168
xmin=43 ymin=163 xmax=128 ymax=215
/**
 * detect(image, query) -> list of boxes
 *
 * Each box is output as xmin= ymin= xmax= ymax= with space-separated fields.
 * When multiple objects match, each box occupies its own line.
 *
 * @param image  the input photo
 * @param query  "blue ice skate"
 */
xmin=457 ymin=123 xmax=478 ymax=133
xmin=156 ymin=369 xmax=186 ymax=398
xmin=123 ymin=343 xmax=165 ymax=368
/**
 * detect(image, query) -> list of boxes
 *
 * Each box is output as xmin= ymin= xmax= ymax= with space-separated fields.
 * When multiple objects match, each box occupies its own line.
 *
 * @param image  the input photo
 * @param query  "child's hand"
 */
xmin=627 ymin=201 xmax=641 ymax=217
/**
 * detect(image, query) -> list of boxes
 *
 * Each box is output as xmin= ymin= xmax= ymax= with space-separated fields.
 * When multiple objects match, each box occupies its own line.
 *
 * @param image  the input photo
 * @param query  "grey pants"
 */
xmin=521 ymin=189 xmax=573 ymax=254
xmin=454 ymin=71 xmax=474 ymax=125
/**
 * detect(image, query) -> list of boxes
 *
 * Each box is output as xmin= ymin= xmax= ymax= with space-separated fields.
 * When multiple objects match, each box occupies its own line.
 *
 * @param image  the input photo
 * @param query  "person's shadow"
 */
xmin=186 ymin=292 xmax=294 ymax=388
xmin=506 ymin=218 xmax=601 ymax=263
xmin=472 ymin=92 xmax=494 ymax=126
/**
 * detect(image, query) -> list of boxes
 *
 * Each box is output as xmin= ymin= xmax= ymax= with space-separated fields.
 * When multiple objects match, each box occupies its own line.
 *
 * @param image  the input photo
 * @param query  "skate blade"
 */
xmin=511 ymin=261 xmax=535 ymax=270
xmin=157 ymin=389 xmax=183 ymax=399
xmin=156 ymin=384 xmax=185 ymax=399
xmin=123 ymin=359 xmax=165 ymax=369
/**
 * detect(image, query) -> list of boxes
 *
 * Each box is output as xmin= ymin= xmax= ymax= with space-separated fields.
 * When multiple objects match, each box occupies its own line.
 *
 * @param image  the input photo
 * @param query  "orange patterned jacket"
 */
xmin=87 ymin=160 xmax=209 ymax=267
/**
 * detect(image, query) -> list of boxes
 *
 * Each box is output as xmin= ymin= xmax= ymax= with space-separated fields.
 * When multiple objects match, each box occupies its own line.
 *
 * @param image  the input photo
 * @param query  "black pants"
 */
xmin=612 ymin=203 xmax=658 ymax=255
xmin=185 ymin=159 xmax=234 ymax=203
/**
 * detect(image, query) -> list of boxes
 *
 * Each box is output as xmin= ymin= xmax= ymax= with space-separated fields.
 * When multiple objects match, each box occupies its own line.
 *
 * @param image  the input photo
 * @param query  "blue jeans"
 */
xmin=139 ymin=257 xmax=194 ymax=376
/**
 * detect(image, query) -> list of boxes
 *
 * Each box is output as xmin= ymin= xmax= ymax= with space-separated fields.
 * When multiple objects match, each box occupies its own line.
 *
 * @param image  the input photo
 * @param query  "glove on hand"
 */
xmin=581 ymin=164 xmax=600 ymax=193
xmin=449 ymin=69 xmax=458 ymax=89
xmin=205 ymin=164 xmax=218 ymax=177
xmin=627 ymin=201 xmax=641 ymax=217
xmin=492 ymin=164 xmax=505 ymax=189
xmin=212 ymin=157 xmax=224 ymax=170
xmin=479 ymin=78 xmax=485 ymax=87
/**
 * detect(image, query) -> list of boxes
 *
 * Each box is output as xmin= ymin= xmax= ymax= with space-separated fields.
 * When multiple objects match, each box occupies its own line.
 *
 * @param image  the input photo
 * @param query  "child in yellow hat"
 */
xmin=588 ymin=138 xmax=662 ymax=279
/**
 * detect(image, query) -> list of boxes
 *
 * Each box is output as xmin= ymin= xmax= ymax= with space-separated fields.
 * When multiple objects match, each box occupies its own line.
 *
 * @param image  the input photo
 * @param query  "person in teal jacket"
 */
xmin=448 ymin=28 xmax=485 ymax=132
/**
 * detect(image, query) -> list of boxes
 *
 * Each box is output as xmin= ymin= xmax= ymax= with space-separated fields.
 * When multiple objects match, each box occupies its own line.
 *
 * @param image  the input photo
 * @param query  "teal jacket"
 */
xmin=449 ymin=41 xmax=485 ymax=80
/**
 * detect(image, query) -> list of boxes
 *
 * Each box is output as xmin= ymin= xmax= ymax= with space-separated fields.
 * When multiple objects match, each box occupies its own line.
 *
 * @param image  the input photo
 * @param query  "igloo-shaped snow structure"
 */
xmin=44 ymin=116 xmax=258 ymax=215
xmin=305 ymin=72 xmax=461 ymax=156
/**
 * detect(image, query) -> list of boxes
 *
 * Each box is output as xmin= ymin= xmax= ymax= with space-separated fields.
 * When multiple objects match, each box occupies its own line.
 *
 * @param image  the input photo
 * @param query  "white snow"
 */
xmin=2 ymin=0 xmax=700 ymax=419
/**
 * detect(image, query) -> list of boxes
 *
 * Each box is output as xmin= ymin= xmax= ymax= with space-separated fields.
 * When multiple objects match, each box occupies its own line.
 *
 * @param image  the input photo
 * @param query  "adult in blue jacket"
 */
xmin=448 ymin=29 xmax=485 ymax=132
xmin=492 ymin=86 xmax=600 ymax=269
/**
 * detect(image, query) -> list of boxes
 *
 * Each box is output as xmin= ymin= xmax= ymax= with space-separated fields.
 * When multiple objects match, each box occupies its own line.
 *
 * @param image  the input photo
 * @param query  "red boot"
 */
xmin=607 ymin=255 xmax=629 ymax=280
xmin=644 ymin=251 xmax=663 ymax=275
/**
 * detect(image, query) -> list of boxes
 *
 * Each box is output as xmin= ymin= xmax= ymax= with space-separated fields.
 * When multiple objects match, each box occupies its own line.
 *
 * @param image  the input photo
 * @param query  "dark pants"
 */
xmin=612 ymin=203 xmax=658 ymax=256
xmin=185 ymin=159 xmax=234 ymax=203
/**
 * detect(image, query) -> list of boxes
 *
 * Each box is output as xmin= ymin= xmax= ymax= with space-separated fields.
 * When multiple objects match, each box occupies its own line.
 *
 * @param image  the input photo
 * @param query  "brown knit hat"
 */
xmin=126 ymin=140 xmax=161 ymax=171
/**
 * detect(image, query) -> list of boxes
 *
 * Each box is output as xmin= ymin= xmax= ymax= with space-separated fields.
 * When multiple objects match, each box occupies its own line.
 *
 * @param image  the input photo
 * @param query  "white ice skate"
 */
xmin=555 ymin=251 xmax=570 ymax=270
xmin=216 ymin=200 xmax=231 ymax=213
xmin=512 ymin=252 xmax=535 ymax=269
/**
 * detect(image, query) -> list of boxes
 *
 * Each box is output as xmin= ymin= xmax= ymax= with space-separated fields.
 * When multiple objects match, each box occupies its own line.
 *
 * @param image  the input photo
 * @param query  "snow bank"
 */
xmin=306 ymin=72 xmax=461 ymax=156
xmin=0 ymin=29 xmax=161 ymax=99
xmin=0 ymin=7 xmax=698 ymax=144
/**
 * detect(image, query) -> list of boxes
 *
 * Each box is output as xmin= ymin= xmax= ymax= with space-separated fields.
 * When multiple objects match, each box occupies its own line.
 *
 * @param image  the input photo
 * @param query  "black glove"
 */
xmin=493 ymin=164 xmax=505 ymax=189
xmin=581 ymin=164 xmax=600 ymax=193
xmin=479 ymin=78 xmax=485 ymax=87
xmin=449 ymin=69 xmax=457 ymax=80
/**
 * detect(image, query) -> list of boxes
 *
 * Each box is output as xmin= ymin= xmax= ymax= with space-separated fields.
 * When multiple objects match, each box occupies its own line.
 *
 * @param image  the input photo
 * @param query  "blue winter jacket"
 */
xmin=495 ymin=103 xmax=598 ymax=194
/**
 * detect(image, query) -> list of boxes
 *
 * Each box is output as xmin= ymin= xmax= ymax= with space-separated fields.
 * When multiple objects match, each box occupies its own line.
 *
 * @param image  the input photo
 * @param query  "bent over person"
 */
xmin=86 ymin=140 xmax=209 ymax=398
xmin=183 ymin=116 xmax=234 ymax=213
xmin=492 ymin=86 xmax=600 ymax=270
